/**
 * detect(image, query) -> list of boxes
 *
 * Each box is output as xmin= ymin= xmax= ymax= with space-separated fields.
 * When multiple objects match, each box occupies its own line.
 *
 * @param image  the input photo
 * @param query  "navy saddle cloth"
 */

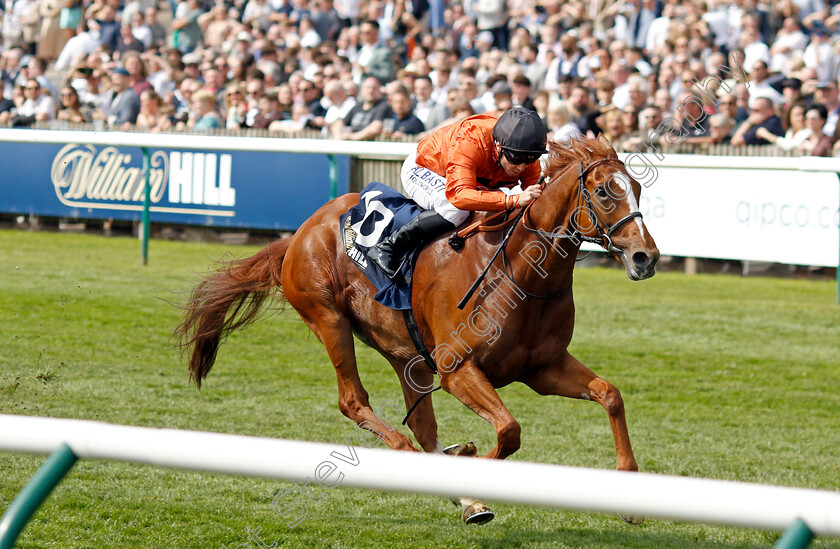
xmin=339 ymin=182 xmax=425 ymax=310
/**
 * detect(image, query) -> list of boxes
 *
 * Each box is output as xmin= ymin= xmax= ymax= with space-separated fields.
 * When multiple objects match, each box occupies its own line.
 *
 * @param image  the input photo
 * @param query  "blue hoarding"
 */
xmin=0 ymin=141 xmax=350 ymax=230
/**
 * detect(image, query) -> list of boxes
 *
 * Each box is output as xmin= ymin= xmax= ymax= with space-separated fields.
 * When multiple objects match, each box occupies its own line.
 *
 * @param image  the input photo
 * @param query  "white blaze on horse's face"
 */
xmin=609 ymin=172 xmax=645 ymax=239
xmin=599 ymin=169 xmax=660 ymax=281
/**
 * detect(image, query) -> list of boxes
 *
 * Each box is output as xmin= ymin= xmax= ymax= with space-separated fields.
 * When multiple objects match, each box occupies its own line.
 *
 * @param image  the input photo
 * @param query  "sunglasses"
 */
xmin=501 ymin=148 xmax=541 ymax=165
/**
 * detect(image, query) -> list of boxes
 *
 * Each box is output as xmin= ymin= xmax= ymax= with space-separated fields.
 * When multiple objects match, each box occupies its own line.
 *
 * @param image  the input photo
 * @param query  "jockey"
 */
xmin=369 ymin=106 xmax=548 ymax=279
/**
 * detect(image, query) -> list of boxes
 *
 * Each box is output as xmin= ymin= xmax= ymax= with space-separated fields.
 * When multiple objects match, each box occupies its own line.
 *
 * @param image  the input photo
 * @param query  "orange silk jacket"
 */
xmin=415 ymin=113 xmax=542 ymax=211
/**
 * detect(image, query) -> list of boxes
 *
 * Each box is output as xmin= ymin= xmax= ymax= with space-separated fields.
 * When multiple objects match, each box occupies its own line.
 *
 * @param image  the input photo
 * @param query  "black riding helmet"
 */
xmin=492 ymin=106 xmax=549 ymax=154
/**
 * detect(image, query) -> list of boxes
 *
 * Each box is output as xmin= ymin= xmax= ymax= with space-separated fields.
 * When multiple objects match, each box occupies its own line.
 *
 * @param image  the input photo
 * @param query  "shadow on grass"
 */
xmin=471 ymin=526 xmax=773 ymax=549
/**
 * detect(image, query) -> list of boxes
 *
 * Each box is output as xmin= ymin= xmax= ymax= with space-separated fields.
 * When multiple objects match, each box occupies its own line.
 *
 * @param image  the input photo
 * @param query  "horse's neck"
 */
xmin=506 ymin=164 xmax=581 ymax=295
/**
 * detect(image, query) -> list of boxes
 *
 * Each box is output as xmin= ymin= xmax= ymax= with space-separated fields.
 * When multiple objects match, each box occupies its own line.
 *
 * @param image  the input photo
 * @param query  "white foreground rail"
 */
xmin=1 ymin=414 xmax=839 ymax=536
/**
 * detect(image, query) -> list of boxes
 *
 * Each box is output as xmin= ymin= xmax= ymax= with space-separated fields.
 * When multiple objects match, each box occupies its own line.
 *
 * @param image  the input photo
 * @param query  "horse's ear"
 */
xmin=597 ymin=133 xmax=613 ymax=149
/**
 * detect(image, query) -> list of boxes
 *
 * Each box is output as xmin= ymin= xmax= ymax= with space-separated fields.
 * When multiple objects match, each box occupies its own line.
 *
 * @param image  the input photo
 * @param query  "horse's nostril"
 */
xmin=632 ymin=252 xmax=649 ymax=268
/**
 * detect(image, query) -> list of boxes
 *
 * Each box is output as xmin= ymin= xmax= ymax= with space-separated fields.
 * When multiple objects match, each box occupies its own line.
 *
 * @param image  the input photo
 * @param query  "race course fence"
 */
xmin=0 ymin=128 xmax=837 ymax=300
xmin=1 ymin=415 xmax=838 ymax=548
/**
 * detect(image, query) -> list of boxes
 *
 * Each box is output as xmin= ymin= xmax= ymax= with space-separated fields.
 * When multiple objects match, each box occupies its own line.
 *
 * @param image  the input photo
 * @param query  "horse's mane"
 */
xmin=545 ymin=136 xmax=618 ymax=177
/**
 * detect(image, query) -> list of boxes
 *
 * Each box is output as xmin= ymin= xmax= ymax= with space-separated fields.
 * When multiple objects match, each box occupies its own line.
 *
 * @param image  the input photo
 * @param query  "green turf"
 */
xmin=0 ymin=229 xmax=838 ymax=549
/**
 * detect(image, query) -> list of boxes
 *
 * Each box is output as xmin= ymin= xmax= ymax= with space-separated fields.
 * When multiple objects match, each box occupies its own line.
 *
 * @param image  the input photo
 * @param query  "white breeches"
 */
xmin=401 ymin=148 xmax=470 ymax=226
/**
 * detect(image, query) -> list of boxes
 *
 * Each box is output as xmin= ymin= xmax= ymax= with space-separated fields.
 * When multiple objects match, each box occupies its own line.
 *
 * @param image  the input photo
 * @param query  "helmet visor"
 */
xmin=501 ymin=148 xmax=542 ymax=165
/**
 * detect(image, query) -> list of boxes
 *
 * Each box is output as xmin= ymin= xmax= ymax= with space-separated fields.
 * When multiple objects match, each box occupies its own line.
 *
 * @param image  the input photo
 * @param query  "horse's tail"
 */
xmin=175 ymin=237 xmax=292 ymax=388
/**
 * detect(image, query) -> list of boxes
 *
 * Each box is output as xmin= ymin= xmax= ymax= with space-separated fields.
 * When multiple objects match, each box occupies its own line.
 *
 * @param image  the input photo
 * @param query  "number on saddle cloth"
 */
xmin=339 ymin=182 xmax=425 ymax=310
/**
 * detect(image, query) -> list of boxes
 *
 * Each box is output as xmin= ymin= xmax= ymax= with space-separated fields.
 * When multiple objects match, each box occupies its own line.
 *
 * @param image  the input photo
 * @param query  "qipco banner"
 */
xmin=616 ymin=165 xmax=840 ymax=267
xmin=0 ymin=142 xmax=350 ymax=231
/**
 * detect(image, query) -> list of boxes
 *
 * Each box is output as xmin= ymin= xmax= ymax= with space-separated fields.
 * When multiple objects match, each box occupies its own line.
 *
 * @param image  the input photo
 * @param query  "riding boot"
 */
xmin=368 ymin=210 xmax=455 ymax=279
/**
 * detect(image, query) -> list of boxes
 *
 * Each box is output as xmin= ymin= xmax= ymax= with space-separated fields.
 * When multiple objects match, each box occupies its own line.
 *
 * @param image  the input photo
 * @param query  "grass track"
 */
xmin=0 ymin=229 xmax=838 ymax=549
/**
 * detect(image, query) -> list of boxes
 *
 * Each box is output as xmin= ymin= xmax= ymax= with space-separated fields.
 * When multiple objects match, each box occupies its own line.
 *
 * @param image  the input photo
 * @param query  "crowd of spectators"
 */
xmin=3 ymin=0 xmax=840 ymax=155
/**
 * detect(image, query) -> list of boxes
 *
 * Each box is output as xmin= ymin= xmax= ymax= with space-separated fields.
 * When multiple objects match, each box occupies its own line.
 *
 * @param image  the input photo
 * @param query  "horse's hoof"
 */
xmin=619 ymin=514 xmax=645 ymax=525
xmin=462 ymin=502 xmax=494 ymax=525
xmin=443 ymin=441 xmax=478 ymax=457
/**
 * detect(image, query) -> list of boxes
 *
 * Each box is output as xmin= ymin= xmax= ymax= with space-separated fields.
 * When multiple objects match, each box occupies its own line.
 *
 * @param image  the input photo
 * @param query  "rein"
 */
xmin=459 ymin=156 xmax=644 ymax=305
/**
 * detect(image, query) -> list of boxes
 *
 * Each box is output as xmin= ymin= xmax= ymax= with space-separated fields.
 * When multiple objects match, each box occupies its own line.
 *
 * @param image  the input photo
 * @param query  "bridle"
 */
xmin=498 ymin=157 xmax=643 ymax=300
xmin=522 ymin=157 xmax=643 ymax=258
xmin=459 ymin=155 xmax=645 ymax=306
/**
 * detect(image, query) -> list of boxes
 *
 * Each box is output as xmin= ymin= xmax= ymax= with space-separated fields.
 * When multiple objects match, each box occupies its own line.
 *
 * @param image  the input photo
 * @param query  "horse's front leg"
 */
xmin=520 ymin=351 xmax=643 ymax=524
xmin=443 ymin=363 xmax=521 ymax=460
xmin=522 ymin=351 xmax=637 ymax=471
xmin=438 ymin=363 xmax=522 ymax=524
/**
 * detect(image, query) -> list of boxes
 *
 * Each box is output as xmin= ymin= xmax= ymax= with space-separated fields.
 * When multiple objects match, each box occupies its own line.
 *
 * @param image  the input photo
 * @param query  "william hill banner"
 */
xmin=0 ymin=141 xmax=349 ymax=230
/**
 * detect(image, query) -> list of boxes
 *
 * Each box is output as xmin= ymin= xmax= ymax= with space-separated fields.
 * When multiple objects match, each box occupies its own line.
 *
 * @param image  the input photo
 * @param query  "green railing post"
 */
xmin=774 ymin=519 xmax=815 ymax=549
xmin=141 ymin=147 xmax=151 ymax=266
xmin=0 ymin=444 xmax=78 ymax=549
xmin=328 ymin=154 xmax=338 ymax=200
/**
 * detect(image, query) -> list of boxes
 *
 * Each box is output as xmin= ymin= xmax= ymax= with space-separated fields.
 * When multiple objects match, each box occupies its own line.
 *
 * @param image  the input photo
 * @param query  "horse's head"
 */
xmin=546 ymin=135 xmax=660 ymax=281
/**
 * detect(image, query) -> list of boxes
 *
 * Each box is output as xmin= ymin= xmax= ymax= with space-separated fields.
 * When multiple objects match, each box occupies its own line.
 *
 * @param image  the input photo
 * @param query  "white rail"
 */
xmin=1 ymin=414 xmax=838 ymax=536
xmin=3 ymin=128 xmax=840 ymax=171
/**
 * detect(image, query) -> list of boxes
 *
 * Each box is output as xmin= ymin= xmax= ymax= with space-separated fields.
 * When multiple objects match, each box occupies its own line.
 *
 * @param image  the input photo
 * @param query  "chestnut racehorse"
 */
xmin=176 ymin=135 xmax=660 ymax=524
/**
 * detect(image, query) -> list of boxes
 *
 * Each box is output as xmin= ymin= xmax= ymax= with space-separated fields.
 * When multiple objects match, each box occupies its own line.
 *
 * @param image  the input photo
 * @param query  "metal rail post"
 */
xmin=328 ymin=154 xmax=338 ymax=200
xmin=0 ymin=444 xmax=78 ymax=549
xmin=774 ymin=519 xmax=815 ymax=549
xmin=140 ymin=147 xmax=151 ymax=265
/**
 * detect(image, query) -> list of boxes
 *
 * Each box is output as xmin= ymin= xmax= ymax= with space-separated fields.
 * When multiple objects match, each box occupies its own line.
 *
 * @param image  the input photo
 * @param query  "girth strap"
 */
xmin=401 ymin=308 xmax=442 ymax=425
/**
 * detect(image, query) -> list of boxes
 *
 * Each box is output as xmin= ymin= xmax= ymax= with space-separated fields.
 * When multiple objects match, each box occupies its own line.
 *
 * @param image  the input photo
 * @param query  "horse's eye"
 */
xmin=594 ymin=186 xmax=608 ymax=198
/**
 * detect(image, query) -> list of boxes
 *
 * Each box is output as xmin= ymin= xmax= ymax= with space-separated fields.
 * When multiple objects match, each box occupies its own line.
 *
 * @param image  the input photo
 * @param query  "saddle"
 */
xmin=339 ymin=182 xmax=425 ymax=310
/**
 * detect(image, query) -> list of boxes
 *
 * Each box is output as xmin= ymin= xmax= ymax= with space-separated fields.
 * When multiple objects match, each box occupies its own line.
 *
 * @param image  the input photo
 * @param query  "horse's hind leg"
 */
xmin=521 ymin=351 xmax=643 ymax=524
xmin=299 ymin=309 xmax=420 ymax=452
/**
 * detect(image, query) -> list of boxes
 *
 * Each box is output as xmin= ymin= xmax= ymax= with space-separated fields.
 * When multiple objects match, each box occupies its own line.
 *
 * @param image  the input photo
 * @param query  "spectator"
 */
xmin=144 ymin=7 xmax=168 ymax=51
xmin=115 ymin=22 xmax=145 ymax=60
xmin=320 ymin=78 xmax=356 ymax=131
xmin=129 ymin=11 xmax=153 ymax=50
xmin=93 ymin=4 xmax=121 ymax=54
xmin=413 ymin=75 xmax=448 ymax=129
xmin=600 ymin=107 xmax=626 ymax=146
xmin=136 ymin=88 xmax=170 ymax=131
xmin=731 ymin=96 xmax=784 ymax=145
xmin=383 ymin=87 xmax=425 ymax=138
xmin=747 ymin=60 xmax=784 ymax=105
xmin=568 ymin=83 xmax=600 ymax=137
xmin=625 ymin=74 xmax=649 ymax=111
xmin=812 ymin=81 xmax=840 ymax=138
xmin=511 ymin=74 xmax=535 ymax=111
xmin=0 ymin=85 xmax=26 ymax=125
xmin=23 ymin=57 xmax=58 ymax=101
xmin=355 ymin=20 xmax=394 ymax=84
xmin=199 ymin=3 xmax=242 ymax=52
xmin=716 ymin=92 xmax=748 ymax=127
xmin=223 ymin=83 xmax=247 ymax=129
xmin=297 ymin=78 xmax=327 ymax=120
xmin=622 ymin=104 xmax=663 ymax=150
xmin=172 ymin=0 xmax=204 ymax=54
xmin=673 ymin=90 xmax=711 ymax=142
xmin=107 ymin=67 xmax=141 ymax=128
xmin=594 ymin=76 xmax=616 ymax=109
xmin=546 ymin=100 xmax=581 ymax=143
xmin=621 ymin=105 xmax=640 ymax=136
xmin=756 ymin=102 xmax=809 ymax=150
xmin=799 ymin=104 xmax=834 ymax=156
xmin=457 ymin=73 xmax=484 ymax=115
xmin=252 ymin=90 xmax=287 ymax=129
xmin=489 ymin=80 xmax=513 ymax=113
xmin=779 ymin=78 xmax=803 ymax=110
xmin=706 ymin=114 xmax=735 ymax=145
xmin=1 ymin=49 xmax=25 ymax=99
xmin=39 ymin=0 xmax=65 ymax=61
xmin=56 ymin=85 xmax=92 ymax=123
xmin=14 ymin=78 xmax=57 ymax=125
xmin=331 ymin=75 xmax=390 ymax=140
xmin=189 ymin=88 xmax=223 ymax=131
xmin=122 ymin=53 xmax=153 ymax=96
